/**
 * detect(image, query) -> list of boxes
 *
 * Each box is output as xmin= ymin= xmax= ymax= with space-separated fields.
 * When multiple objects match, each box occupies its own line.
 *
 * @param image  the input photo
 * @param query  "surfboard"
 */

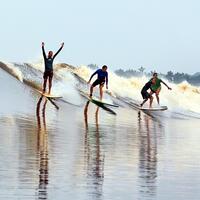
xmin=129 ymin=102 xmax=168 ymax=111
xmin=37 ymin=90 xmax=62 ymax=99
xmin=85 ymin=100 xmax=117 ymax=115
xmin=80 ymin=90 xmax=119 ymax=107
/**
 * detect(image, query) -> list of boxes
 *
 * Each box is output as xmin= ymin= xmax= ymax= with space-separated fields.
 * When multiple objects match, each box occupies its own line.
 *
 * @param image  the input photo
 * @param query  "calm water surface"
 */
xmin=0 ymin=69 xmax=200 ymax=200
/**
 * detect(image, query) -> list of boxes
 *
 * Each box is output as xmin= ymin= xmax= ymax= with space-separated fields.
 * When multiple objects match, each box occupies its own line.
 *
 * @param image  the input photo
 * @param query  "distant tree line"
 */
xmin=164 ymin=71 xmax=200 ymax=85
xmin=87 ymin=64 xmax=98 ymax=70
xmin=115 ymin=67 xmax=146 ymax=78
xmin=87 ymin=64 xmax=200 ymax=85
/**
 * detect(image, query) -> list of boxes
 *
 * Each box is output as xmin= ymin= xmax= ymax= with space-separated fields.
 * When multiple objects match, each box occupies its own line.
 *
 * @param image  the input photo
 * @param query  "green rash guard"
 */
xmin=151 ymin=78 xmax=162 ymax=91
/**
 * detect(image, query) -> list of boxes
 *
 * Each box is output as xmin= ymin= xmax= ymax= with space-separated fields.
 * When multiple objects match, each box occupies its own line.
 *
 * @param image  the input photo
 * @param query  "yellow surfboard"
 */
xmin=37 ymin=90 xmax=62 ymax=99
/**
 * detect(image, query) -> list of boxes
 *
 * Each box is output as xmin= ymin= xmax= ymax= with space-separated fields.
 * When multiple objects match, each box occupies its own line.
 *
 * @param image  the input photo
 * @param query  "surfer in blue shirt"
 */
xmin=42 ymin=42 xmax=64 ymax=94
xmin=87 ymin=65 xmax=108 ymax=100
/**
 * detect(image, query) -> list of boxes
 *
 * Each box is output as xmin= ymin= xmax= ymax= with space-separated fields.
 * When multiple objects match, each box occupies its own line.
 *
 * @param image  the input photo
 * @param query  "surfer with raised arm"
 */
xmin=150 ymin=72 xmax=172 ymax=105
xmin=87 ymin=65 xmax=108 ymax=100
xmin=42 ymin=42 xmax=64 ymax=94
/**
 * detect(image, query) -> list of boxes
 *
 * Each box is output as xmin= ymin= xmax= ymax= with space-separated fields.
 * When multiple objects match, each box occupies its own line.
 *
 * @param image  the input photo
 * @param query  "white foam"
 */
xmin=31 ymin=59 xmax=44 ymax=72
xmin=52 ymin=69 xmax=82 ymax=106
xmin=25 ymin=63 xmax=200 ymax=115
xmin=75 ymin=65 xmax=200 ymax=115
xmin=4 ymin=62 xmax=23 ymax=82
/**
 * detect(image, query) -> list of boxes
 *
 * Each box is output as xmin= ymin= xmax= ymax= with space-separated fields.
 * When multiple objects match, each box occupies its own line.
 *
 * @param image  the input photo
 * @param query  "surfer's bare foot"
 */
xmin=89 ymin=94 xmax=92 ymax=98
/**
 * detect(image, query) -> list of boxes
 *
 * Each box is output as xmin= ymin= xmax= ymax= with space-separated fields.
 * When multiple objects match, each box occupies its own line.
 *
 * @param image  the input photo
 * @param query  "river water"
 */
xmin=0 ymin=69 xmax=200 ymax=200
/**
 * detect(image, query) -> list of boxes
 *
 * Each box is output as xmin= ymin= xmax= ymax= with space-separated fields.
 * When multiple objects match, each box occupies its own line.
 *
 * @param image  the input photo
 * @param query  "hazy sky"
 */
xmin=0 ymin=0 xmax=200 ymax=73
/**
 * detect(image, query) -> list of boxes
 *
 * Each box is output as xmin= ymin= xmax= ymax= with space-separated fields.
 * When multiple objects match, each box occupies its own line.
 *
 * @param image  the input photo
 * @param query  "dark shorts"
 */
xmin=92 ymin=79 xmax=105 ymax=87
xmin=43 ymin=71 xmax=53 ymax=79
xmin=141 ymin=90 xmax=151 ymax=100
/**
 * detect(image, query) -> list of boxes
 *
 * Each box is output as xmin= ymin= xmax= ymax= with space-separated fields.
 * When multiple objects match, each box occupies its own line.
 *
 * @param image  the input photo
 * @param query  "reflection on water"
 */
xmin=36 ymin=97 xmax=49 ymax=200
xmin=0 ymin=88 xmax=200 ymax=200
xmin=138 ymin=112 xmax=159 ymax=199
xmin=84 ymin=102 xmax=104 ymax=200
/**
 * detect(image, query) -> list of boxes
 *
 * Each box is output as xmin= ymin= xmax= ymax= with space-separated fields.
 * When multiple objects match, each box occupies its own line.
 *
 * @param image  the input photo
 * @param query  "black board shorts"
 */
xmin=43 ymin=71 xmax=53 ymax=79
xmin=141 ymin=90 xmax=150 ymax=100
xmin=92 ymin=79 xmax=105 ymax=87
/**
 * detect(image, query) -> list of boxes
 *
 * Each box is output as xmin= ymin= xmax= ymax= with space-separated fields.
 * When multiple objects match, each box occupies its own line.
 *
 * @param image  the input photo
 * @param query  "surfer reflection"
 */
xmin=36 ymin=97 xmax=49 ymax=200
xmin=84 ymin=102 xmax=104 ymax=199
xmin=137 ymin=112 xmax=161 ymax=198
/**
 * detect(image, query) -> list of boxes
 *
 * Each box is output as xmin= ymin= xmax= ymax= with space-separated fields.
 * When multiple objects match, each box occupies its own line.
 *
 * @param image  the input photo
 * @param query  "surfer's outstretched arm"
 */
xmin=106 ymin=73 xmax=108 ymax=89
xmin=88 ymin=70 xmax=98 ymax=83
xmin=42 ymin=42 xmax=46 ymax=59
xmin=161 ymin=80 xmax=172 ymax=90
xmin=53 ymin=42 xmax=64 ymax=59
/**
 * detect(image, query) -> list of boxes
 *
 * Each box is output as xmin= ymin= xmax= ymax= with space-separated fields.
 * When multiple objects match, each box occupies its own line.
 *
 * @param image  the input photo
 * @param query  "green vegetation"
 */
xmin=115 ymin=69 xmax=200 ymax=85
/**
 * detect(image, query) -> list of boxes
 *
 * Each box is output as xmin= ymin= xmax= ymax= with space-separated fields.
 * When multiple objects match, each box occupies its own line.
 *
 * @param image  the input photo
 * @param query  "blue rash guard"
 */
xmin=42 ymin=46 xmax=63 ymax=72
xmin=89 ymin=69 xmax=108 ymax=85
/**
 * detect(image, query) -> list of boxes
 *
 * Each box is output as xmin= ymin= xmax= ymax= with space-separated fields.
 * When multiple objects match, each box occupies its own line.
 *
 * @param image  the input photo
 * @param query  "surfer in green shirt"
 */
xmin=150 ymin=72 xmax=172 ymax=105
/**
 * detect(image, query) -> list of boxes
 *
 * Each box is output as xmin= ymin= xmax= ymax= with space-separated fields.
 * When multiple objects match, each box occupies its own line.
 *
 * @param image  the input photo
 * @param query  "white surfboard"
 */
xmin=129 ymin=102 xmax=168 ymax=111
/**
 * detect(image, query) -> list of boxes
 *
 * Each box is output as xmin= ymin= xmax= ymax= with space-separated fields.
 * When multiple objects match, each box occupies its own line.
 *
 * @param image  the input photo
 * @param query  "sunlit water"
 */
xmin=0 ymin=69 xmax=200 ymax=200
